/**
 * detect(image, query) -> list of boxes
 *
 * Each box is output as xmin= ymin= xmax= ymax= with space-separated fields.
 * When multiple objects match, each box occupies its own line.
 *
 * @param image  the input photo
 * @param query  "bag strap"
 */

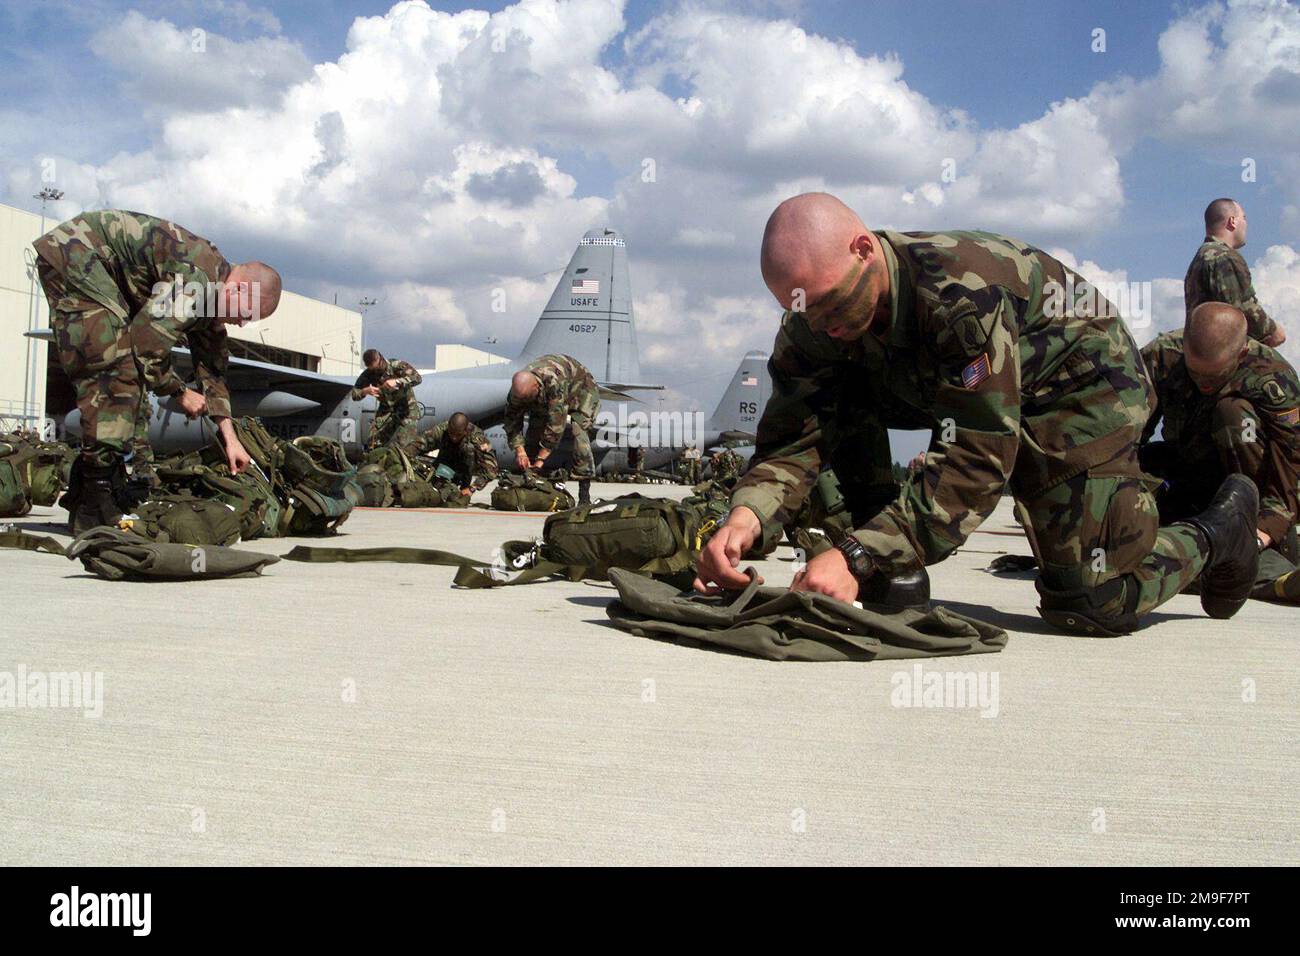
xmin=0 ymin=529 xmax=67 ymax=555
xmin=282 ymin=544 xmax=578 ymax=588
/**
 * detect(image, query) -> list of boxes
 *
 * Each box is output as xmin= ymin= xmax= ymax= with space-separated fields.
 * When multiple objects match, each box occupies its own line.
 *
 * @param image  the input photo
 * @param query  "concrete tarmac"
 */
xmin=1 ymin=485 xmax=1296 ymax=865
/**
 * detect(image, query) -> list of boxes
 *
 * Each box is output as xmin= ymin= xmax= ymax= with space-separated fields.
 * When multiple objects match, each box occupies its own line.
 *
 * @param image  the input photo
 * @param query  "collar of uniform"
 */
xmin=874 ymin=230 xmax=914 ymax=350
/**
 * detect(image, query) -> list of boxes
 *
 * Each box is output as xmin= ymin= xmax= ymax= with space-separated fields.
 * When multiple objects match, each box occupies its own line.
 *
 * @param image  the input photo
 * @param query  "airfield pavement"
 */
xmin=1 ymin=485 xmax=1296 ymax=866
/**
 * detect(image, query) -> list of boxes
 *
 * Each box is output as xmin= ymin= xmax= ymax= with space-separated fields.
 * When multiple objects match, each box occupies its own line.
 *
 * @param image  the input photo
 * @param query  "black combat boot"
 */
xmin=70 ymin=460 xmax=127 ymax=535
xmin=577 ymin=479 xmax=592 ymax=507
xmin=1177 ymin=474 xmax=1260 ymax=620
xmin=859 ymin=567 xmax=931 ymax=612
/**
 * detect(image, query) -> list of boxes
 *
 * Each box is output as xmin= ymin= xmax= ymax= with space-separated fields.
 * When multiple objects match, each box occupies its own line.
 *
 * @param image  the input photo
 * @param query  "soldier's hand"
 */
xmin=1265 ymin=326 xmax=1287 ymax=348
xmin=693 ymin=506 xmax=762 ymax=593
xmin=515 ymin=448 xmax=530 ymax=471
xmin=362 ymin=385 xmax=381 ymax=398
xmin=791 ymin=549 xmax=858 ymax=603
xmin=225 ymin=437 xmax=252 ymax=475
xmin=177 ymin=388 xmax=207 ymax=420
xmin=383 ymin=378 xmax=400 ymax=390
xmin=460 ymin=487 xmax=472 ymax=497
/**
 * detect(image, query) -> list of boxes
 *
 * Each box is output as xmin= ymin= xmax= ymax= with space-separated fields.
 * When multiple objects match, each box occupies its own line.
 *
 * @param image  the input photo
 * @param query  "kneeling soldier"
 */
xmin=414 ymin=411 xmax=498 ymax=499
xmin=1142 ymin=302 xmax=1300 ymax=598
xmin=695 ymin=192 xmax=1260 ymax=632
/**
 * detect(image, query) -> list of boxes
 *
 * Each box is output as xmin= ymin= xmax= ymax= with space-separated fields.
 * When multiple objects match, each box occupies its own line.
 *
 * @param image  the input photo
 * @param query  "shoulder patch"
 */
xmin=961 ymin=353 xmax=991 ymax=389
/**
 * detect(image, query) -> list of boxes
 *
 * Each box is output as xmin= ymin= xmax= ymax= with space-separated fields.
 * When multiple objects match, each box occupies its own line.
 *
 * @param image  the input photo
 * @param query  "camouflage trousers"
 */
xmin=524 ymin=394 xmax=599 ymax=479
xmin=37 ymin=259 xmax=141 ymax=467
xmin=368 ymin=400 xmax=420 ymax=453
xmin=130 ymin=396 xmax=157 ymax=480
xmin=833 ymin=415 xmax=1207 ymax=624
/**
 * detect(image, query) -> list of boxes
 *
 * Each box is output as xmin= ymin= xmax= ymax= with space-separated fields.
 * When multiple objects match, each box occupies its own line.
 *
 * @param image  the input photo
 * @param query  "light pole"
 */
xmin=358 ymin=296 xmax=377 ymax=356
xmin=25 ymin=187 xmax=63 ymax=433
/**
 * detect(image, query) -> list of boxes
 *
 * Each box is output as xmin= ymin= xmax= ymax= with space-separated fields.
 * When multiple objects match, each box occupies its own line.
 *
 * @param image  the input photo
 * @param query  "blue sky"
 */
xmin=3 ymin=0 xmax=1299 ymax=462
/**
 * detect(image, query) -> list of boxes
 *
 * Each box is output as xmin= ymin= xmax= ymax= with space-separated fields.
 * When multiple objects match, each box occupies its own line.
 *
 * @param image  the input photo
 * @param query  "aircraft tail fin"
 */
xmin=519 ymin=228 xmax=641 ymax=384
xmin=706 ymin=350 xmax=770 ymax=441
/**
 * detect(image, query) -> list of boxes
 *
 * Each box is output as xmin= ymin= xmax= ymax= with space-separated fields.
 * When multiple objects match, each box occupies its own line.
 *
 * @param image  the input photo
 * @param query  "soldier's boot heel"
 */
xmin=71 ymin=462 xmax=126 ymax=536
xmin=1037 ymin=577 xmax=1139 ymax=637
xmin=1178 ymin=474 xmax=1260 ymax=620
xmin=859 ymin=567 xmax=931 ymax=612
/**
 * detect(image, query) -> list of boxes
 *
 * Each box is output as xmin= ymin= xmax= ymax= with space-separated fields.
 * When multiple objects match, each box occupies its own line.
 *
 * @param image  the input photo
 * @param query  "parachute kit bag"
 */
xmin=538 ymin=493 xmax=709 ymax=580
xmin=491 ymin=472 xmax=575 ymax=512
xmin=123 ymin=494 xmax=243 ymax=546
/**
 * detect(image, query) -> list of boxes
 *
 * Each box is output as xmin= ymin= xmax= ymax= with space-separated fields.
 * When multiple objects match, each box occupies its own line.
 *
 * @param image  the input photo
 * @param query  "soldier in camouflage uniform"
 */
xmin=504 ymin=353 xmax=600 ymax=505
xmin=695 ymin=193 xmax=1262 ymax=633
xmin=681 ymin=445 xmax=702 ymax=485
xmin=1185 ymin=198 xmax=1285 ymax=347
xmin=352 ymin=349 xmax=423 ymax=452
xmin=711 ymin=448 xmax=744 ymax=484
xmin=413 ymin=411 xmax=498 ymax=498
xmin=1142 ymin=303 xmax=1300 ymax=598
xmin=32 ymin=209 xmax=281 ymax=533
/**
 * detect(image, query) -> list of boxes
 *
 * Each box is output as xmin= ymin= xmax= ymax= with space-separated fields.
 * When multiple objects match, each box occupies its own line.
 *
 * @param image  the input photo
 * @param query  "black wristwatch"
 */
xmin=836 ymin=536 xmax=875 ymax=586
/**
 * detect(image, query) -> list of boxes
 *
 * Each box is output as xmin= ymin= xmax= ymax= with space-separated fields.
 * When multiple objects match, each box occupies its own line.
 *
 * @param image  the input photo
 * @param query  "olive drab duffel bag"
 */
xmin=490 ymin=472 xmax=575 ymax=512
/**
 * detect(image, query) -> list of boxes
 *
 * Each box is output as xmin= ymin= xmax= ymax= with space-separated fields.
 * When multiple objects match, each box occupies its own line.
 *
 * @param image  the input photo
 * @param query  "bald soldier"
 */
xmin=33 ymin=209 xmax=280 ymax=533
xmin=351 ymin=349 xmax=424 ymax=451
xmin=413 ymin=411 xmax=499 ymax=498
xmin=1141 ymin=303 xmax=1300 ymax=598
xmin=503 ymin=353 xmax=600 ymax=505
xmin=695 ymin=192 xmax=1261 ymax=633
xmin=1185 ymin=198 xmax=1285 ymax=347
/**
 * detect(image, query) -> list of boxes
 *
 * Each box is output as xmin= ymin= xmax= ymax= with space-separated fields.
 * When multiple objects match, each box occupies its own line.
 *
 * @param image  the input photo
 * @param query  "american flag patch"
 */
xmin=961 ymin=353 xmax=991 ymax=389
xmin=741 ymin=375 xmax=757 ymax=386
xmin=1277 ymin=407 xmax=1299 ymax=425
xmin=571 ymin=279 xmax=600 ymax=294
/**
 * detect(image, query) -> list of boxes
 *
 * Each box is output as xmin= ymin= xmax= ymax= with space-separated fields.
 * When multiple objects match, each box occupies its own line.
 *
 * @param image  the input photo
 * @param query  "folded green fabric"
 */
xmin=605 ymin=567 xmax=1009 ymax=662
xmin=64 ymin=526 xmax=279 ymax=581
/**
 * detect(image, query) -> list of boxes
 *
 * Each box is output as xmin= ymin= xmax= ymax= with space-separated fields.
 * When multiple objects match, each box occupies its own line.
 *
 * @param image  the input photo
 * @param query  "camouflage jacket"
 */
xmin=503 ymin=353 xmax=597 ymax=451
xmin=32 ymin=210 xmax=235 ymax=417
xmin=413 ymin=420 xmax=499 ymax=488
xmin=350 ymin=359 xmax=423 ymax=406
xmin=714 ymin=449 xmax=744 ymax=480
xmin=732 ymin=230 xmax=1154 ymax=574
xmin=1184 ymin=238 xmax=1276 ymax=342
xmin=1142 ymin=331 xmax=1300 ymax=542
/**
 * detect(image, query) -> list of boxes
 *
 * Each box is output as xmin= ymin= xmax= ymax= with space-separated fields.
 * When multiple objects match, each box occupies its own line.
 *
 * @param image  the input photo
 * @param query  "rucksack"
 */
xmin=123 ymin=494 xmax=243 ymax=546
xmin=490 ymin=472 xmax=574 ymax=512
xmin=353 ymin=464 xmax=395 ymax=507
xmin=155 ymin=457 xmax=283 ymax=540
xmin=0 ymin=433 xmax=73 ymax=517
xmin=534 ymin=494 xmax=712 ymax=580
xmin=280 ymin=440 xmax=357 ymax=534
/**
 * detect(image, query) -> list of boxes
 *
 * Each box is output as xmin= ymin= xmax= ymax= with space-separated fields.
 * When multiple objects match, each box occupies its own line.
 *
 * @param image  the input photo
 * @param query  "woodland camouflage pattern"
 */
xmin=33 ymin=210 xmax=233 ymax=466
xmin=1185 ymin=238 xmax=1277 ymax=342
xmin=503 ymin=353 xmax=600 ymax=478
xmin=351 ymin=358 xmax=423 ymax=451
xmin=1142 ymin=330 xmax=1300 ymax=544
xmin=712 ymin=448 xmax=744 ymax=483
xmin=732 ymin=229 xmax=1209 ymax=624
xmin=413 ymin=418 xmax=499 ymax=489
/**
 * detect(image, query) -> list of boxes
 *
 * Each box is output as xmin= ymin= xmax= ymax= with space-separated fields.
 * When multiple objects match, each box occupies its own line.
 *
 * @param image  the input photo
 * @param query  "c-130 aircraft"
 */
xmin=49 ymin=227 xmax=770 ymax=469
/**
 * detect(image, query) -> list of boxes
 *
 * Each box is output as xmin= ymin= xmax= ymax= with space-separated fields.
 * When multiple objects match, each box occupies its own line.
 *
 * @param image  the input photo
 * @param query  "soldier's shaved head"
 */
xmin=511 ymin=370 xmax=540 ymax=401
xmin=363 ymin=349 xmax=385 ymax=369
xmin=224 ymin=261 xmax=282 ymax=323
xmin=760 ymin=192 xmax=891 ymax=340
xmin=1204 ymin=198 xmax=1247 ymax=249
xmin=448 ymin=411 xmax=470 ymax=440
xmin=1185 ymin=302 xmax=1249 ymax=394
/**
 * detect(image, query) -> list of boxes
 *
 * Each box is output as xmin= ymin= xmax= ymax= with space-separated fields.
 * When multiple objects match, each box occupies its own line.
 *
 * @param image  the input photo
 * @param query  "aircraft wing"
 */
xmin=599 ymin=381 xmax=664 ymax=392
